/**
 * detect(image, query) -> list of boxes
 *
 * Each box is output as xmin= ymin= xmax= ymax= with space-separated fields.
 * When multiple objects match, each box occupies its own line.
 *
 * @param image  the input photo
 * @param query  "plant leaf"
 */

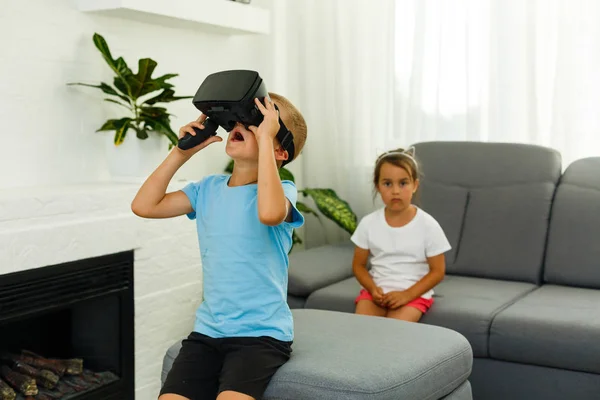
xmin=225 ymin=159 xmax=234 ymax=174
xmin=143 ymin=89 xmax=193 ymax=105
xmin=114 ymin=76 xmax=130 ymax=97
xmin=104 ymin=98 xmax=131 ymax=110
xmin=93 ymin=33 xmax=132 ymax=76
xmin=301 ymin=189 xmax=357 ymax=234
xmin=154 ymin=73 xmax=178 ymax=84
xmin=140 ymin=106 xmax=168 ymax=118
xmin=143 ymin=113 xmax=178 ymax=147
xmin=93 ymin=33 xmax=133 ymax=95
xmin=279 ymin=167 xmax=295 ymax=182
xmin=296 ymin=201 xmax=320 ymax=219
xmin=135 ymin=127 xmax=149 ymax=139
xmin=292 ymin=231 xmax=302 ymax=246
xmin=96 ymin=117 xmax=132 ymax=133
xmin=68 ymin=82 xmax=130 ymax=103
xmin=127 ymin=58 xmax=158 ymax=100
xmin=113 ymin=118 xmax=131 ymax=145
xmin=125 ymin=60 xmax=181 ymax=100
xmin=292 ymin=231 xmax=302 ymax=244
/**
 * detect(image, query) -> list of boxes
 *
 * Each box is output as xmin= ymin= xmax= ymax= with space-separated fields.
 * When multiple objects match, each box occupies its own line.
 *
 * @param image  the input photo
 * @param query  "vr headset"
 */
xmin=178 ymin=70 xmax=295 ymax=166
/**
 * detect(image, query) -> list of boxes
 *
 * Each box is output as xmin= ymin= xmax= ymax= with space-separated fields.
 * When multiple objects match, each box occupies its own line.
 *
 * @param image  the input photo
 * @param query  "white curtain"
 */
xmin=275 ymin=0 xmax=600 ymax=247
xmin=393 ymin=0 xmax=600 ymax=166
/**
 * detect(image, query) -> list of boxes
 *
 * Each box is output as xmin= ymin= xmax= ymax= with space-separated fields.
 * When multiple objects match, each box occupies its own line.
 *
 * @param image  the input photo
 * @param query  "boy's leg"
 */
xmin=217 ymin=336 xmax=291 ymax=400
xmin=216 ymin=391 xmax=254 ymax=400
xmin=159 ymin=332 xmax=223 ymax=400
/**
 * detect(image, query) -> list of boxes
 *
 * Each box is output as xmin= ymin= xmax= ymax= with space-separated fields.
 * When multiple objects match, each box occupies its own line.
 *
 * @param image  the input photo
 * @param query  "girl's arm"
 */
xmin=352 ymin=247 xmax=384 ymax=304
xmin=383 ymin=253 xmax=446 ymax=309
xmin=406 ymin=253 xmax=446 ymax=300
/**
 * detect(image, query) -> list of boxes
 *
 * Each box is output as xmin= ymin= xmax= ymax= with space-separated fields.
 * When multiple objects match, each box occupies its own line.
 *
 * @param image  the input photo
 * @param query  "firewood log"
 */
xmin=0 ymin=378 xmax=15 ymax=400
xmin=21 ymin=351 xmax=82 ymax=375
xmin=61 ymin=358 xmax=83 ymax=375
xmin=37 ymin=391 xmax=60 ymax=400
xmin=37 ymin=390 xmax=62 ymax=400
xmin=7 ymin=355 xmax=64 ymax=378
xmin=0 ymin=366 xmax=37 ymax=396
xmin=11 ymin=362 xmax=58 ymax=389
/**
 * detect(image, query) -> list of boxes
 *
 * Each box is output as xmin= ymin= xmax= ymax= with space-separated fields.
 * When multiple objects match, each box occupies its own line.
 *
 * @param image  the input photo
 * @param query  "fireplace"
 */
xmin=0 ymin=251 xmax=134 ymax=400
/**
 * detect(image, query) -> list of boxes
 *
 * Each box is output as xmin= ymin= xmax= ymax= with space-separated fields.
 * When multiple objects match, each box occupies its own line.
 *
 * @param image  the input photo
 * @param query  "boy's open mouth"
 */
xmin=231 ymin=131 xmax=245 ymax=142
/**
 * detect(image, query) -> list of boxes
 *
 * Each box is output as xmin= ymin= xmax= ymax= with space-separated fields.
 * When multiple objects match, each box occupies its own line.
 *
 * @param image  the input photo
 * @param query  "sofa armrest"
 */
xmin=288 ymin=241 xmax=356 ymax=297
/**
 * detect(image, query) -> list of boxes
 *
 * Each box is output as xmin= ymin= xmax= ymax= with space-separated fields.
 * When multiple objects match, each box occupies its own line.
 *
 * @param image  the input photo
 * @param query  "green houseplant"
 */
xmin=68 ymin=33 xmax=192 ymax=149
xmin=225 ymin=160 xmax=357 ymax=247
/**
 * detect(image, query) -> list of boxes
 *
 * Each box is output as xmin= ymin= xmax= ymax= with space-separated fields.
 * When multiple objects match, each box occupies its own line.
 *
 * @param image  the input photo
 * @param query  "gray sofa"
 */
xmin=287 ymin=142 xmax=600 ymax=400
xmin=163 ymin=309 xmax=474 ymax=399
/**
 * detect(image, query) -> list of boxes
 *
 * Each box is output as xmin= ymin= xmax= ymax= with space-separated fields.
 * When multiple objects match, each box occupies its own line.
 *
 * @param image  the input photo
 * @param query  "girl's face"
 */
xmin=376 ymin=162 xmax=419 ymax=212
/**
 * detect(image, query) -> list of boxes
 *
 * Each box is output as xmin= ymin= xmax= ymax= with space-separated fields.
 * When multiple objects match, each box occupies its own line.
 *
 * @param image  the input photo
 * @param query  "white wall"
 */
xmin=0 ymin=0 xmax=290 ymax=190
xmin=0 ymin=182 xmax=202 ymax=399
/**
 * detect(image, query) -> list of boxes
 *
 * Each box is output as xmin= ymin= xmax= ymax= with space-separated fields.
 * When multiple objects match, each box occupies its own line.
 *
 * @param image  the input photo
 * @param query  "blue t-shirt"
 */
xmin=181 ymin=174 xmax=304 ymax=342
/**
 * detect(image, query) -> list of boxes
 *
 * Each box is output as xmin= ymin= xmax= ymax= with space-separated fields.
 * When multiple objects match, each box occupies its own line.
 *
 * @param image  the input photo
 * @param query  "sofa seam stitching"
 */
xmin=267 ymin=347 xmax=472 ymax=395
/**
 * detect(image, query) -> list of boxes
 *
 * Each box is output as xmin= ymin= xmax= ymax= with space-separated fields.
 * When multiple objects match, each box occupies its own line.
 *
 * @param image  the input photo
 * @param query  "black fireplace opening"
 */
xmin=0 ymin=251 xmax=134 ymax=400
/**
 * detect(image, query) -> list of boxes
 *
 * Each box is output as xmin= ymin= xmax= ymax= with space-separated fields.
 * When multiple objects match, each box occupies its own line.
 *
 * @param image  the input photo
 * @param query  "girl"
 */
xmin=352 ymin=147 xmax=451 ymax=322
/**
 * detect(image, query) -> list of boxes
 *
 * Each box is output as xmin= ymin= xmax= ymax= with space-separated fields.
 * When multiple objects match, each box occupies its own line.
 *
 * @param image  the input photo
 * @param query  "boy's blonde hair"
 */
xmin=269 ymin=92 xmax=307 ymax=163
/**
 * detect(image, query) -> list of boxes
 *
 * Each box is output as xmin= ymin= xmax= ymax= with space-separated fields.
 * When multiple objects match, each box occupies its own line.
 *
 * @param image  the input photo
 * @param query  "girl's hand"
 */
xmin=248 ymin=97 xmax=280 ymax=144
xmin=370 ymin=286 xmax=385 ymax=306
xmin=383 ymin=291 xmax=412 ymax=309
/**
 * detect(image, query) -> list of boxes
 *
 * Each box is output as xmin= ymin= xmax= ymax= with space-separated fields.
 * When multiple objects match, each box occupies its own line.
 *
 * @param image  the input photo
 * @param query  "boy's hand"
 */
xmin=382 ymin=290 xmax=412 ymax=309
xmin=175 ymin=114 xmax=222 ymax=157
xmin=248 ymin=97 xmax=280 ymax=145
xmin=370 ymin=286 xmax=385 ymax=306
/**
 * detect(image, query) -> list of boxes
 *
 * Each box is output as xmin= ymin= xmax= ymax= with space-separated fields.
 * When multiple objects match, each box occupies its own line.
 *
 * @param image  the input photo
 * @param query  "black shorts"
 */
xmin=160 ymin=332 xmax=292 ymax=400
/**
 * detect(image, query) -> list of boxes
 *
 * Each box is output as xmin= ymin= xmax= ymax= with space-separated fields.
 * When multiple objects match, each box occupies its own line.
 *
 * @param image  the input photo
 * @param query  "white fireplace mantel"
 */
xmin=0 ymin=181 xmax=202 ymax=399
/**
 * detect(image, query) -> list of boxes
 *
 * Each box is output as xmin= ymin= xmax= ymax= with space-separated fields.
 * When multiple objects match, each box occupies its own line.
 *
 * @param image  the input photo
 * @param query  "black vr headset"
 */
xmin=178 ymin=70 xmax=295 ymax=166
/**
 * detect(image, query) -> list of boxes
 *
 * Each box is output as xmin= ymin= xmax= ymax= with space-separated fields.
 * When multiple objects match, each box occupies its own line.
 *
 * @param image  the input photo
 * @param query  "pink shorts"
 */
xmin=355 ymin=289 xmax=434 ymax=313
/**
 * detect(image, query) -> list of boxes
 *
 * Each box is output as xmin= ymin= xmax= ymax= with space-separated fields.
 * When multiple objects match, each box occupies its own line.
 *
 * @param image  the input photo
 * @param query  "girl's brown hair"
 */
xmin=373 ymin=147 xmax=421 ymax=192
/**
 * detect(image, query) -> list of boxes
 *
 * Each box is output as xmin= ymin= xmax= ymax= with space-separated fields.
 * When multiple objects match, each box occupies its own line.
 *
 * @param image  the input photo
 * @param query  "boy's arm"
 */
xmin=252 ymin=97 xmax=289 ymax=226
xmin=131 ymin=115 xmax=222 ymax=219
xmin=131 ymin=151 xmax=193 ymax=218
xmin=256 ymin=135 xmax=288 ymax=225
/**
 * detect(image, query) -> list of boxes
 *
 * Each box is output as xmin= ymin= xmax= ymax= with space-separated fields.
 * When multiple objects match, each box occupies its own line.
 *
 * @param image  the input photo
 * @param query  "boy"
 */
xmin=131 ymin=94 xmax=307 ymax=400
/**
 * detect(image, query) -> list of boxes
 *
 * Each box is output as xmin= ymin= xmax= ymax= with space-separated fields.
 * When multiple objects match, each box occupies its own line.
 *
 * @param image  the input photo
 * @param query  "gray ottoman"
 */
xmin=162 ymin=309 xmax=473 ymax=399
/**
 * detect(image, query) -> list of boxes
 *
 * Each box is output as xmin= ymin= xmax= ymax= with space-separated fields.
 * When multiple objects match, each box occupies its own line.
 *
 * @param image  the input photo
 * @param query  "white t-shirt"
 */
xmin=351 ymin=206 xmax=451 ymax=299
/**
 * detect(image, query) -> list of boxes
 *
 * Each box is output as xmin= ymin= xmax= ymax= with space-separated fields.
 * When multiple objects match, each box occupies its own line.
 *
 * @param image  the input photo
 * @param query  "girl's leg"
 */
xmin=355 ymin=300 xmax=387 ymax=317
xmin=386 ymin=306 xmax=423 ymax=322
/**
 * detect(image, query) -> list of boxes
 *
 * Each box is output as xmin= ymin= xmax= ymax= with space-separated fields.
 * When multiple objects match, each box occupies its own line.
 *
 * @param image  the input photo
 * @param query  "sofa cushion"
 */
xmin=412 ymin=141 xmax=561 ymax=284
xmin=544 ymin=157 xmax=600 ymax=288
xmin=288 ymin=242 xmax=355 ymax=297
xmin=420 ymin=276 xmax=536 ymax=357
xmin=442 ymin=381 xmax=472 ymax=400
xmin=305 ymin=275 xmax=536 ymax=358
xmin=304 ymin=276 xmax=360 ymax=313
xmin=162 ymin=310 xmax=473 ymax=400
xmin=489 ymin=285 xmax=600 ymax=374
xmin=265 ymin=310 xmax=473 ymax=400
xmin=287 ymin=294 xmax=306 ymax=309
xmin=454 ymin=183 xmax=556 ymax=283
xmin=417 ymin=181 xmax=468 ymax=266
